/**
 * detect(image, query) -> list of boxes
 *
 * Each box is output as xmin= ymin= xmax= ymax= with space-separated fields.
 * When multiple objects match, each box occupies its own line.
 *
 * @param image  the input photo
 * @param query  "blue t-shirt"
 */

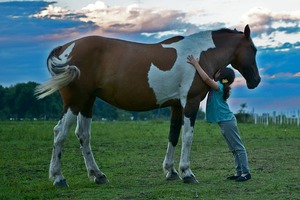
xmin=206 ymin=81 xmax=234 ymax=123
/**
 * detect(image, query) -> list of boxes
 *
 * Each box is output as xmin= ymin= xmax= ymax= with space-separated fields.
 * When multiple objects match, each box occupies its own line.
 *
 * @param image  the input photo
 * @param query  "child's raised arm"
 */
xmin=187 ymin=55 xmax=219 ymax=91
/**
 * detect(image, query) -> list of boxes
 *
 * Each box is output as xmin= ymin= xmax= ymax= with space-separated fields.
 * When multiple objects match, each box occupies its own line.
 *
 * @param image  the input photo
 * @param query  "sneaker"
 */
xmin=235 ymin=173 xmax=251 ymax=182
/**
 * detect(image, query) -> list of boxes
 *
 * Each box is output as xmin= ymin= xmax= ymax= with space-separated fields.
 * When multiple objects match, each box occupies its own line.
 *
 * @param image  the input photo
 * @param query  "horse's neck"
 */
xmin=186 ymin=31 xmax=219 ymax=77
xmin=202 ymin=41 xmax=237 ymax=78
xmin=187 ymin=30 xmax=238 ymax=78
xmin=199 ymin=49 xmax=229 ymax=78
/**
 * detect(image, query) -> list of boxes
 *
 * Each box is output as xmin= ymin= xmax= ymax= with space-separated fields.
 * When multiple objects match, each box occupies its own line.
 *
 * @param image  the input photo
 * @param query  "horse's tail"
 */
xmin=35 ymin=46 xmax=80 ymax=99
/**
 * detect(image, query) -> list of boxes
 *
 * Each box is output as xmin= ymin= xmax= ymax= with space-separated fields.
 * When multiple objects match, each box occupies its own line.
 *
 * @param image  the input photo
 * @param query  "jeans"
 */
xmin=218 ymin=116 xmax=250 ymax=174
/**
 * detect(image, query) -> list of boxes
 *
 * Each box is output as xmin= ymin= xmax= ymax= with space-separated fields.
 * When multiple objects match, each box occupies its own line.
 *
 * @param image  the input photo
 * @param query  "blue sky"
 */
xmin=0 ymin=0 xmax=299 ymax=114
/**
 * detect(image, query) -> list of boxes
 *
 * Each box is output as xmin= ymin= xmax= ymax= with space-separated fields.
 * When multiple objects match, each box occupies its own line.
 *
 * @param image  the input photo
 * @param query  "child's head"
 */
xmin=214 ymin=67 xmax=235 ymax=101
xmin=215 ymin=67 xmax=235 ymax=85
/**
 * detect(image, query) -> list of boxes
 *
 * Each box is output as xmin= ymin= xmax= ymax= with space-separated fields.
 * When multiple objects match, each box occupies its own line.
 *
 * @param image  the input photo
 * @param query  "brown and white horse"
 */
xmin=36 ymin=25 xmax=260 ymax=187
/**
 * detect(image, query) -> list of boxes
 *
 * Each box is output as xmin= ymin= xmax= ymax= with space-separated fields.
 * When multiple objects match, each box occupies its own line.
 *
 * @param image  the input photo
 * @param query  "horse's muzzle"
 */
xmin=247 ymin=76 xmax=261 ymax=89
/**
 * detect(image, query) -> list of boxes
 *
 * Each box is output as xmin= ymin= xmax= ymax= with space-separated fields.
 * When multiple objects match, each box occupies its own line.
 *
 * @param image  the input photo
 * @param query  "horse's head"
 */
xmin=230 ymin=25 xmax=261 ymax=89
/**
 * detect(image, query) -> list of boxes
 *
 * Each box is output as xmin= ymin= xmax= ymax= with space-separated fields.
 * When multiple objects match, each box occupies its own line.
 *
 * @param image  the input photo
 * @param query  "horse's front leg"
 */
xmin=179 ymin=109 xmax=199 ymax=183
xmin=50 ymin=109 xmax=76 ymax=187
xmin=163 ymin=107 xmax=182 ymax=181
xmin=75 ymin=113 xmax=109 ymax=185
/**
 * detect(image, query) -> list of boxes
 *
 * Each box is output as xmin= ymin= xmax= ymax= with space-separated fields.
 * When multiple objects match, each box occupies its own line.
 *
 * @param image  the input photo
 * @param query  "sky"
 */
xmin=0 ymin=0 xmax=299 ymax=114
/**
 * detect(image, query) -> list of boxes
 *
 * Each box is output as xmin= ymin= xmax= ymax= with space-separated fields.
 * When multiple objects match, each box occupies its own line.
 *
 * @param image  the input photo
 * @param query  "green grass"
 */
xmin=0 ymin=120 xmax=299 ymax=199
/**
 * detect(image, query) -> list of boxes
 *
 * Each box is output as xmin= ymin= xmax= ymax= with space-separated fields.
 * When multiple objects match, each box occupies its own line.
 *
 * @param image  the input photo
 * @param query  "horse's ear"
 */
xmin=244 ymin=24 xmax=250 ymax=39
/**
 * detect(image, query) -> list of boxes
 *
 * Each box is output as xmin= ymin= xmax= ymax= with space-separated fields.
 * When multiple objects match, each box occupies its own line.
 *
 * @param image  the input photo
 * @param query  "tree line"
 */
xmin=0 ymin=82 xmax=205 ymax=121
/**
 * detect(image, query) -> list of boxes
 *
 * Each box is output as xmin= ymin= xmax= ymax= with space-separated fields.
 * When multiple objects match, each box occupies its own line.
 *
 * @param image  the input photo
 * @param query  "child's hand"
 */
xmin=187 ymin=55 xmax=199 ymax=67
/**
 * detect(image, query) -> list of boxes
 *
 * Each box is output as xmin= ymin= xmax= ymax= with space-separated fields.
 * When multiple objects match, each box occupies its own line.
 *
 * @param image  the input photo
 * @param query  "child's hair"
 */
xmin=216 ymin=68 xmax=235 ymax=101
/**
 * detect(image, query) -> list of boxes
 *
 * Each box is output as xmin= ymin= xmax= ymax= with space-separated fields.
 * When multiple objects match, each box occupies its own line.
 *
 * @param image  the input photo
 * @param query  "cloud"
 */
xmin=30 ymin=1 xmax=300 ymax=52
xmin=0 ymin=1 xmax=98 ymax=86
xmin=228 ymin=96 xmax=300 ymax=114
xmin=31 ymin=4 xmax=69 ymax=19
xmin=0 ymin=1 xmax=97 ymax=43
xmin=257 ymin=48 xmax=299 ymax=76
xmin=240 ymin=7 xmax=300 ymax=50
xmin=240 ymin=7 xmax=300 ymax=33
xmin=31 ymin=0 xmax=198 ymax=39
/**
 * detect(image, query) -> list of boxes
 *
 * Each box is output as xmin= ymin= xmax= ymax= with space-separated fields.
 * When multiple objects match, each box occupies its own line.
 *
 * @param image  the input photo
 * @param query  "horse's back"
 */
xmin=58 ymin=35 xmax=180 ymax=111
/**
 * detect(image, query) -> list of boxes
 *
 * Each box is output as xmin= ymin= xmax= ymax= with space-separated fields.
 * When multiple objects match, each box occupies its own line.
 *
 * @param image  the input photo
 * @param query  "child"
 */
xmin=187 ymin=55 xmax=251 ymax=182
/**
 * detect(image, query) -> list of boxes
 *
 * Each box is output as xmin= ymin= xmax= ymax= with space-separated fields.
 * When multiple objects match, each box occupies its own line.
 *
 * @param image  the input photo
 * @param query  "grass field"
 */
xmin=0 ymin=120 xmax=299 ymax=200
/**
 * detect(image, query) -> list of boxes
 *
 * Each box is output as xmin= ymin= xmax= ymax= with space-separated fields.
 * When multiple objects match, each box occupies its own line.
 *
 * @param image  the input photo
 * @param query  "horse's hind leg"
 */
xmin=75 ymin=113 xmax=109 ymax=184
xmin=50 ymin=108 xmax=76 ymax=187
xmin=163 ymin=106 xmax=182 ymax=181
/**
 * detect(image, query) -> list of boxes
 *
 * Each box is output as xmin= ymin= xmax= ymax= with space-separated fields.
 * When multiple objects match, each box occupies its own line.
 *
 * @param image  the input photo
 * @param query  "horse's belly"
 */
xmin=95 ymin=82 xmax=160 ymax=111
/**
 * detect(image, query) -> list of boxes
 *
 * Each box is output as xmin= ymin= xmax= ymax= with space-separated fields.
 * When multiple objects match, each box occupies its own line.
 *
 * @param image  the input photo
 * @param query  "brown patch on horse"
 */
xmin=159 ymin=36 xmax=184 ymax=45
xmin=61 ymin=36 xmax=176 ymax=111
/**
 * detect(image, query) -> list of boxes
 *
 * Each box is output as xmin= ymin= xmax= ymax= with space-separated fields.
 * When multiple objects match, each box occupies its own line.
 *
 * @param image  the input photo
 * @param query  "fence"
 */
xmin=253 ymin=110 xmax=300 ymax=126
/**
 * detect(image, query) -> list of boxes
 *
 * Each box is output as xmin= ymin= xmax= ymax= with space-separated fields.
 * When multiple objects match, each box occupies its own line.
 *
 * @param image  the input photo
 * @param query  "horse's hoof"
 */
xmin=166 ymin=171 xmax=181 ymax=181
xmin=95 ymin=174 xmax=109 ymax=185
xmin=183 ymin=176 xmax=199 ymax=184
xmin=54 ymin=179 xmax=69 ymax=187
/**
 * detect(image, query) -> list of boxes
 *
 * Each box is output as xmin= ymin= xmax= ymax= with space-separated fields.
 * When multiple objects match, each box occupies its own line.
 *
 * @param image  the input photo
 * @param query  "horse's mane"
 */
xmin=216 ymin=28 xmax=243 ymax=34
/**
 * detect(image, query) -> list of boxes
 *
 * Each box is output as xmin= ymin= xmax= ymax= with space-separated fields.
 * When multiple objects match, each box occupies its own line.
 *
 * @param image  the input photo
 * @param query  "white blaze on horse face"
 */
xmin=147 ymin=31 xmax=215 ymax=107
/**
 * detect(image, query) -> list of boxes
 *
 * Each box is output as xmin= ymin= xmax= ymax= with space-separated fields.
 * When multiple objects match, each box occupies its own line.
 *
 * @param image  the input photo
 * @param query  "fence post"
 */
xmin=273 ymin=111 xmax=276 ymax=125
xmin=297 ymin=110 xmax=300 ymax=126
xmin=254 ymin=113 xmax=257 ymax=125
xmin=253 ymin=110 xmax=300 ymax=126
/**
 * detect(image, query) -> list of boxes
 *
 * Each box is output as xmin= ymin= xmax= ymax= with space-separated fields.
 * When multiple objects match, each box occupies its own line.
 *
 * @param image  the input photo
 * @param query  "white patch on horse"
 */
xmin=147 ymin=31 xmax=215 ymax=107
xmin=48 ymin=42 xmax=76 ymax=76
xmin=60 ymin=43 xmax=75 ymax=62
xmin=179 ymin=116 xmax=195 ymax=178
xmin=163 ymin=142 xmax=176 ymax=172
xmin=50 ymin=108 xmax=76 ymax=184
xmin=75 ymin=113 xmax=105 ymax=182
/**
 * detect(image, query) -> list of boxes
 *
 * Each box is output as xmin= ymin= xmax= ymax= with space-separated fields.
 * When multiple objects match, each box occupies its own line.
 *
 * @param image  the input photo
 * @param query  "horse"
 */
xmin=35 ymin=24 xmax=261 ymax=187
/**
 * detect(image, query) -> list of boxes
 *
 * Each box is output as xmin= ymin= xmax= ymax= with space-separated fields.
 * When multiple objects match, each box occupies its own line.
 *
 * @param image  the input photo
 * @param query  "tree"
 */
xmin=235 ymin=103 xmax=252 ymax=123
xmin=0 ymin=82 xmax=62 ymax=120
xmin=0 ymin=82 xmax=206 ymax=121
xmin=239 ymin=103 xmax=247 ymax=114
